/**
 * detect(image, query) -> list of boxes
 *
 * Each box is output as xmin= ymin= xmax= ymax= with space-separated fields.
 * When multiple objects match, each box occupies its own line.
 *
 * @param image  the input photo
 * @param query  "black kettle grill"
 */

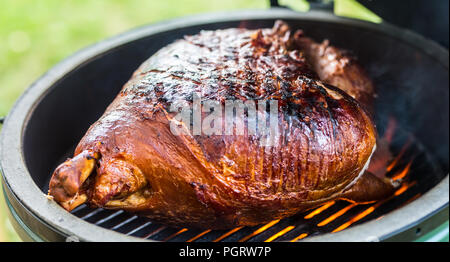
xmin=0 ymin=1 xmax=448 ymax=242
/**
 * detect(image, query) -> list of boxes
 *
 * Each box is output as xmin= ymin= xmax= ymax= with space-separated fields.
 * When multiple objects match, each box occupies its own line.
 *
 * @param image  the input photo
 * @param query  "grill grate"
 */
xmin=69 ymin=179 xmax=425 ymax=242
xmin=66 ymin=121 xmax=443 ymax=242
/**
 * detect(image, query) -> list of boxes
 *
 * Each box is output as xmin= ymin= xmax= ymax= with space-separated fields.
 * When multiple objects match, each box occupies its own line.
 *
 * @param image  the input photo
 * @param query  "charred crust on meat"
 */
xmin=46 ymin=20 xmax=386 ymax=229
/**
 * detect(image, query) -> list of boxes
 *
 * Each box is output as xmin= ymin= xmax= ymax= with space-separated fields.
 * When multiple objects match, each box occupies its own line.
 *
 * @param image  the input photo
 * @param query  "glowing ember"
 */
xmin=386 ymin=138 xmax=412 ymax=172
xmin=391 ymin=160 xmax=413 ymax=181
xmin=332 ymin=205 xmax=378 ymax=233
xmin=264 ymin=226 xmax=295 ymax=242
xmin=164 ymin=228 xmax=188 ymax=241
xmin=394 ymin=181 xmax=416 ymax=196
xmin=213 ymin=227 xmax=243 ymax=242
xmin=332 ymin=182 xmax=416 ymax=233
xmin=187 ymin=229 xmax=212 ymax=242
xmin=317 ymin=203 xmax=357 ymax=227
xmin=304 ymin=201 xmax=336 ymax=219
xmin=239 ymin=220 xmax=280 ymax=242
xmin=290 ymin=233 xmax=308 ymax=242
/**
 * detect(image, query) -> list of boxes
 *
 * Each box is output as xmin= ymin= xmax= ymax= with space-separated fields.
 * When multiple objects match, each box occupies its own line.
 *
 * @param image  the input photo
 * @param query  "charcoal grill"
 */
xmin=0 ymin=5 xmax=448 ymax=242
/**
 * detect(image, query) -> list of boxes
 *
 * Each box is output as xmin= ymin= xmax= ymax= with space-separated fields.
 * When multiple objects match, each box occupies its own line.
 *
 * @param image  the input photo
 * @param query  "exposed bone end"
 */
xmin=104 ymin=187 xmax=152 ymax=209
xmin=90 ymin=159 xmax=148 ymax=208
xmin=339 ymin=171 xmax=396 ymax=204
xmin=48 ymin=149 xmax=100 ymax=211
xmin=59 ymin=193 xmax=88 ymax=211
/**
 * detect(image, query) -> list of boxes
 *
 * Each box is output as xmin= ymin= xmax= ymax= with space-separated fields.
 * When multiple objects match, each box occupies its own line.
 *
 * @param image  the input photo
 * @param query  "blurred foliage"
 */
xmin=0 ymin=0 xmax=379 ymax=242
xmin=0 ymin=0 xmax=269 ymax=116
xmin=335 ymin=0 xmax=381 ymax=23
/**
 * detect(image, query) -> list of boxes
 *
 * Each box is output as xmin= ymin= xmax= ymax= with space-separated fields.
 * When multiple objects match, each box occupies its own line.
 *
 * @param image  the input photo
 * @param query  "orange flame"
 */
xmin=213 ymin=227 xmax=243 ymax=242
xmin=304 ymin=201 xmax=336 ymax=219
xmin=332 ymin=182 xmax=416 ymax=233
xmin=394 ymin=181 xmax=416 ymax=196
xmin=239 ymin=220 xmax=280 ymax=242
xmin=386 ymin=138 xmax=412 ymax=172
xmin=391 ymin=160 xmax=413 ymax=181
xmin=290 ymin=233 xmax=308 ymax=242
xmin=186 ymin=229 xmax=212 ymax=242
xmin=164 ymin=228 xmax=188 ymax=241
xmin=317 ymin=203 xmax=357 ymax=227
xmin=264 ymin=226 xmax=295 ymax=242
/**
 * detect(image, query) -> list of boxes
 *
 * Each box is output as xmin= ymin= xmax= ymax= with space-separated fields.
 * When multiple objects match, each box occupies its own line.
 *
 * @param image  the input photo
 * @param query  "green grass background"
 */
xmin=0 ymin=0 xmax=387 ymax=242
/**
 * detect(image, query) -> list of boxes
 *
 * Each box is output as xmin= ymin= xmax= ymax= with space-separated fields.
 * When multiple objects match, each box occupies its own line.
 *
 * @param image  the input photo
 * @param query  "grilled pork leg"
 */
xmin=295 ymin=30 xmax=396 ymax=191
xmin=295 ymin=32 xmax=375 ymax=111
xmin=49 ymin=149 xmax=99 ymax=210
xmin=48 ymin=21 xmax=394 ymax=229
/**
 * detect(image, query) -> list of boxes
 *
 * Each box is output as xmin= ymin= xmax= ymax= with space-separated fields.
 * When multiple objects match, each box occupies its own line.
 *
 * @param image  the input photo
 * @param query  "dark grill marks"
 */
xmin=50 ymin=21 xmax=380 ymax=230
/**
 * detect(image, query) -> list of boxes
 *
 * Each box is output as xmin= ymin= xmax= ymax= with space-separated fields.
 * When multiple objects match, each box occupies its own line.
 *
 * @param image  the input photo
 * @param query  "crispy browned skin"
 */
xmin=295 ymin=32 xmax=375 ymax=111
xmin=48 ymin=21 xmax=394 ymax=229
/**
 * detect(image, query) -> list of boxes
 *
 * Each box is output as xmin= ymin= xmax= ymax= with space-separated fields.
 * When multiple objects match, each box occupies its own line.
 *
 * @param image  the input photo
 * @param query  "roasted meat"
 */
xmin=48 ymin=21 xmax=395 ymax=229
xmin=295 ymin=33 xmax=375 ymax=111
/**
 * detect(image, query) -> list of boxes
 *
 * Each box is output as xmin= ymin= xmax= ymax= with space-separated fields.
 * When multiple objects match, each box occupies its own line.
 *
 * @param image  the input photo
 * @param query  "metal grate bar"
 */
xmin=213 ymin=227 xmax=244 ymax=242
xmin=111 ymin=215 xmax=138 ymax=230
xmin=304 ymin=201 xmax=336 ymax=219
xmin=264 ymin=226 xmax=295 ymax=242
xmin=95 ymin=210 xmax=124 ymax=225
xmin=80 ymin=208 xmax=103 ymax=220
xmin=71 ymin=204 xmax=86 ymax=213
xmin=332 ymin=181 xmax=416 ymax=233
xmin=125 ymin=221 xmax=152 ymax=236
xmin=239 ymin=220 xmax=280 ymax=242
xmin=164 ymin=228 xmax=188 ymax=241
xmin=317 ymin=203 xmax=357 ymax=227
xmin=290 ymin=233 xmax=308 ymax=242
xmin=144 ymin=226 xmax=167 ymax=239
xmin=186 ymin=229 xmax=212 ymax=242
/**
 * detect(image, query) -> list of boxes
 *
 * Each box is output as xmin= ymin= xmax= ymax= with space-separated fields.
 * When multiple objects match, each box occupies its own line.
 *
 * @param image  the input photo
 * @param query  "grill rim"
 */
xmin=0 ymin=8 xmax=448 ymax=242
